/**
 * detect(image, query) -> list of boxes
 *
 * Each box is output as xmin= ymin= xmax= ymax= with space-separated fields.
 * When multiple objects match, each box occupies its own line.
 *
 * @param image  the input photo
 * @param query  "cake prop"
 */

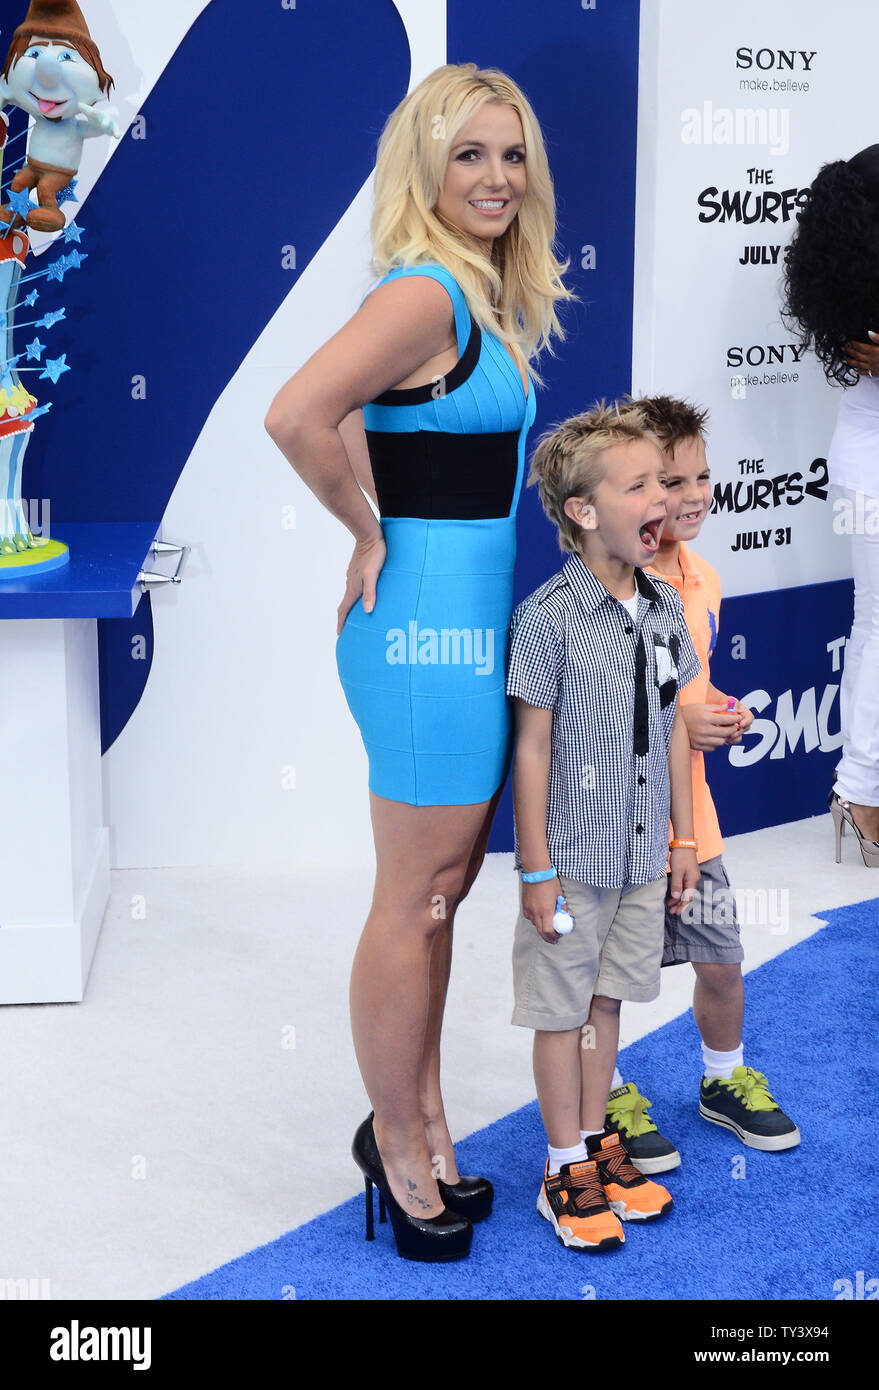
xmin=0 ymin=0 xmax=116 ymax=573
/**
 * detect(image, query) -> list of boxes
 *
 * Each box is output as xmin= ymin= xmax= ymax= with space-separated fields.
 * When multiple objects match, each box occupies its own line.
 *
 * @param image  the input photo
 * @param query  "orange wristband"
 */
xmin=669 ymin=838 xmax=697 ymax=851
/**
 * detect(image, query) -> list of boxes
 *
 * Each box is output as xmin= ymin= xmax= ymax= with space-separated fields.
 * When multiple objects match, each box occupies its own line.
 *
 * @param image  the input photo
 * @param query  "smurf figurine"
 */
xmin=0 ymin=0 xmax=119 ymax=233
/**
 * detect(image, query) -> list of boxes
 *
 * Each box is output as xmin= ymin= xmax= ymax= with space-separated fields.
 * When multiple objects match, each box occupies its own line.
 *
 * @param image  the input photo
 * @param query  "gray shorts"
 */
xmin=662 ymin=854 xmax=744 ymax=967
xmin=511 ymin=873 xmax=668 ymax=1032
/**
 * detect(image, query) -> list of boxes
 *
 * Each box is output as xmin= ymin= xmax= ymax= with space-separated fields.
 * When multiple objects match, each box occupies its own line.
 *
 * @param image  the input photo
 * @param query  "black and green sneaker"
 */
xmin=699 ymin=1066 xmax=800 ymax=1150
xmin=604 ymin=1082 xmax=681 ymax=1174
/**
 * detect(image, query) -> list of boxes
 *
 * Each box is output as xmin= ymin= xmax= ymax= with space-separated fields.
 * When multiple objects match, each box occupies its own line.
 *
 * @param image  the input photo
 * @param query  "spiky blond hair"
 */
xmin=528 ymin=400 xmax=664 ymax=552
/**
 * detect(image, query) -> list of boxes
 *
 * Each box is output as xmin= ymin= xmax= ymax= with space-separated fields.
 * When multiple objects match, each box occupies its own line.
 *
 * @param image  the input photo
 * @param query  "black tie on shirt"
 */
xmin=634 ymin=629 xmax=649 ymax=756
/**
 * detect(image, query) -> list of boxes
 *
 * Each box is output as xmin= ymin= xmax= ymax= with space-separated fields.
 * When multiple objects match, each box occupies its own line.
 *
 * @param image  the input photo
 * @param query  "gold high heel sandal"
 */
xmin=828 ymin=791 xmax=879 ymax=867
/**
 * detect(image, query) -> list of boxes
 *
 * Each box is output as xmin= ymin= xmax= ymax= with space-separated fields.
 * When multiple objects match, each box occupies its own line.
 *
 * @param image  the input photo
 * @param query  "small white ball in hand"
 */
xmin=552 ymin=895 xmax=574 ymax=935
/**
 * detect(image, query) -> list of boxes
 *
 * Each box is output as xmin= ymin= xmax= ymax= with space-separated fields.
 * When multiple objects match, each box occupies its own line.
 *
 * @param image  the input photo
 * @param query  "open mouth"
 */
xmin=469 ymin=199 xmax=508 ymax=214
xmin=31 ymin=93 xmax=70 ymax=115
xmin=677 ymin=508 xmax=703 ymax=524
xmin=638 ymin=517 xmax=664 ymax=552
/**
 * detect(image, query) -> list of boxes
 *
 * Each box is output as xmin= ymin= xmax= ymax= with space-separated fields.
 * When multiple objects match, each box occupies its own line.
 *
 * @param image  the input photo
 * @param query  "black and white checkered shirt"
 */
xmin=506 ymin=552 xmax=701 ymax=887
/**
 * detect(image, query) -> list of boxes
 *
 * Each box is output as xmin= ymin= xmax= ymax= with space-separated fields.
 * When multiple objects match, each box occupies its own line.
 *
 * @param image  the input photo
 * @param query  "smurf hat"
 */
xmin=5 ymin=0 xmax=114 ymax=94
xmin=12 ymin=0 xmax=93 ymax=45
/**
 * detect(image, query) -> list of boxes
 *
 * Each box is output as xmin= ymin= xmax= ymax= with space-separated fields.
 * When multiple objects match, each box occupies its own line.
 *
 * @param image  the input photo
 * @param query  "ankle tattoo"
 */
xmin=406 ymin=1177 xmax=433 ymax=1210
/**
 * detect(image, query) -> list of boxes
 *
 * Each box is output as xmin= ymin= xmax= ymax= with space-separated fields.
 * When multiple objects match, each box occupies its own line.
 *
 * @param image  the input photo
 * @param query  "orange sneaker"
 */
xmin=537 ymin=1159 xmax=625 ymax=1251
xmin=586 ymin=1132 xmax=673 ymax=1221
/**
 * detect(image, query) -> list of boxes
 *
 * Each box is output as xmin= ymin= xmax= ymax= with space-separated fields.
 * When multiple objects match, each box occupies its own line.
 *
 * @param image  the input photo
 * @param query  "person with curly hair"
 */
xmin=782 ymin=143 xmax=879 ymax=866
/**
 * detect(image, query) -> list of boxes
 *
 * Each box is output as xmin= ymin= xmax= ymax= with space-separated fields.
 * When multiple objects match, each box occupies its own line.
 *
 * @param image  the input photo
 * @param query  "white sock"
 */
xmin=611 ymin=1066 xmax=624 ymax=1089
xmin=579 ymin=1127 xmax=604 ymax=1148
xmin=547 ymin=1140 xmax=588 ymax=1176
xmin=702 ymin=1043 xmax=743 ymax=1080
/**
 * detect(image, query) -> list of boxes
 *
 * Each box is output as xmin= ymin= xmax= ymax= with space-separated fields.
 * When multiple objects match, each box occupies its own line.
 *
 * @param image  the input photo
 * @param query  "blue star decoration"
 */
xmin=7 ymin=187 xmax=36 ymax=221
xmin=37 ymin=308 xmax=66 ymax=329
xmin=24 ymin=291 xmax=39 ymax=307
xmin=63 ymin=221 xmax=84 ymax=244
xmin=47 ymin=251 xmax=87 ymax=282
xmin=56 ymin=179 xmax=79 ymax=206
xmin=0 ymin=354 xmax=21 ymax=390
xmin=25 ymin=337 xmax=45 ymax=361
xmin=39 ymin=355 xmax=70 ymax=384
xmin=20 ymin=401 xmax=52 ymax=422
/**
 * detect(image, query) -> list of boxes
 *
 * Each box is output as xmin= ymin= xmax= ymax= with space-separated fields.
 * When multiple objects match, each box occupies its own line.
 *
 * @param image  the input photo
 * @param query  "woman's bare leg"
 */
xmin=349 ymin=790 xmax=493 ymax=1216
xmin=419 ymin=779 xmax=506 ymax=1183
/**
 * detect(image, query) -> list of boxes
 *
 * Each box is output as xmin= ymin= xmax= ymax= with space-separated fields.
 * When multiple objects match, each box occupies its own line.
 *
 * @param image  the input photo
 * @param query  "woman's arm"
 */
xmin=264 ymin=274 xmax=455 ymax=536
xmin=338 ymin=407 xmax=378 ymax=511
xmin=264 ymin=275 xmax=456 ymax=627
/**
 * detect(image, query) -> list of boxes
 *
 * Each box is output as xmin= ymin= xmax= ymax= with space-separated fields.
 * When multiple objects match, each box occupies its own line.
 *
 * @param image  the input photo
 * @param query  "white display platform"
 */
xmin=0 ymin=618 xmax=110 ymax=1003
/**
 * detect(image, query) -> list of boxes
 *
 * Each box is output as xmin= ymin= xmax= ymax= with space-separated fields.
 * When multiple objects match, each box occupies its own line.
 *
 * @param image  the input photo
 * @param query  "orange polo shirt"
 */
xmin=646 ymin=542 xmax=724 ymax=864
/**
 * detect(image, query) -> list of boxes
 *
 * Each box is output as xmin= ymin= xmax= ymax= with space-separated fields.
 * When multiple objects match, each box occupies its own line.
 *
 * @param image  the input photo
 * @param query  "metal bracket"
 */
xmin=137 ymin=538 xmax=190 ymax=592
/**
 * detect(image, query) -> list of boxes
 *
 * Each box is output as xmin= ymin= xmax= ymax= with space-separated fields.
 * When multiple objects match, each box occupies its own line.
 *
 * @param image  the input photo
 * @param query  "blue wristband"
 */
xmin=520 ymin=866 xmax=557 ymax=883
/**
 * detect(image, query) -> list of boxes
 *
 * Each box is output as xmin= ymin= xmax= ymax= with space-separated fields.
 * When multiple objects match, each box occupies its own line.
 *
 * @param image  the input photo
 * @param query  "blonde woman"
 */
xmin=265 ymin=63 xmax=572 ymax=1261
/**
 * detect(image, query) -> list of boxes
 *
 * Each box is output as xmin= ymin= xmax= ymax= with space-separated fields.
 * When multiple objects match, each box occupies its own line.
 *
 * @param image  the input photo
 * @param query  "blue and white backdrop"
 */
xmin=13 ymin=0 xmax=866 ymax=871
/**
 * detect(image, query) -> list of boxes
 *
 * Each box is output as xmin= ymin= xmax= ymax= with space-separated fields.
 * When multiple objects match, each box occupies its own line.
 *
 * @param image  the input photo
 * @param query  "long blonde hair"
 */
xmin=370 ymin=63 xmax=575 ymax=387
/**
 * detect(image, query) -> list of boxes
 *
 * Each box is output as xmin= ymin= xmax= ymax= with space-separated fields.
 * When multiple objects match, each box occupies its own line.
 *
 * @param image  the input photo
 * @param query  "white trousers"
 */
xmin=834 ymin=486 xmax=879 ymax=805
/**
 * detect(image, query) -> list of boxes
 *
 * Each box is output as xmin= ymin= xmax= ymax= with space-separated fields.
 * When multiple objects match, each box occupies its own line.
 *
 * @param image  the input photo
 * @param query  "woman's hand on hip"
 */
xmin=336 ymin=531 xmax=386 ymax=635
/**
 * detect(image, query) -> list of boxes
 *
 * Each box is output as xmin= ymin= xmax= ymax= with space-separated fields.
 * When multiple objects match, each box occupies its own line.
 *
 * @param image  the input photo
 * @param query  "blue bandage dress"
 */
xmin=335 ymin=261 xmax=537 ymax=805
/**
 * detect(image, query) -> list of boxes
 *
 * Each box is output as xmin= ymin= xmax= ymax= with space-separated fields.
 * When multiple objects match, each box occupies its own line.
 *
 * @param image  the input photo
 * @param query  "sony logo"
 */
xmin=727 ymin=344 xmax=805 ymax=368
xmin=736 ymin=48 xmax=817 ymax=71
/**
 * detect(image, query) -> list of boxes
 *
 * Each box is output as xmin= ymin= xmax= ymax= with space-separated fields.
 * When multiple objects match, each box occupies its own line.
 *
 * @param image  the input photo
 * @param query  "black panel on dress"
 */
xmin=372 ymin=314 xmax=482 ymax=404
xmin=365 ymin=429 xmax=520 ymax=519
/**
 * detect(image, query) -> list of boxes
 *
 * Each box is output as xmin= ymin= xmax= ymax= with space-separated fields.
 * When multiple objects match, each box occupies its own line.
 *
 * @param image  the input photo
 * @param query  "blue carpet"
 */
xmin=163 ymin=898 xmax=878 ymax=1300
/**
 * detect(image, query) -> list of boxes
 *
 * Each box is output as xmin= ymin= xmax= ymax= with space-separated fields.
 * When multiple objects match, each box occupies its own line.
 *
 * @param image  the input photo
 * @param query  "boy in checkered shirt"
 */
xmin=601 ymin=395 xmax=799 ymax=1171
xmin=505 ymin=400 xmax=700 ymax=1251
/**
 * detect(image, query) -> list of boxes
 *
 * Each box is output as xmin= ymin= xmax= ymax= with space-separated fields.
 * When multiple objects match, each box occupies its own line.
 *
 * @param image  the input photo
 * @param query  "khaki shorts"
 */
xmin=511 ymin=873 xmax=668 ymax=1032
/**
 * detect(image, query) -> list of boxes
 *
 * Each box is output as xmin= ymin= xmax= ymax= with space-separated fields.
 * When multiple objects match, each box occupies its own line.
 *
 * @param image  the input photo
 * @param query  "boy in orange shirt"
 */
xmin=603 ymin=396 xmax=800 ymax=1168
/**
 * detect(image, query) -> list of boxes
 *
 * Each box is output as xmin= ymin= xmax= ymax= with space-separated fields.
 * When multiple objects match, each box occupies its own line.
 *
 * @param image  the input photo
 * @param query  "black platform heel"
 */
xmin=374 ymin=1169 xmax=493 ymax=1223
xmin=437 ymin=1174 xmax=494 ymax=1222
xmin=352 ymin=1113 xmax=473 ymax=1262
